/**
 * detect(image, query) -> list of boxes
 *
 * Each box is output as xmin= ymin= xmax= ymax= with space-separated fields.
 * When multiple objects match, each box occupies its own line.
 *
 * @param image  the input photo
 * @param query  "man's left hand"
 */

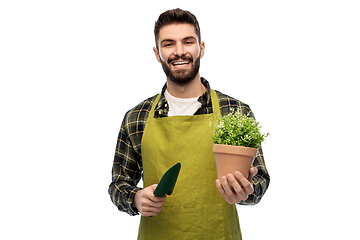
xmin=215 ymin=167 xmax=258 ymax=204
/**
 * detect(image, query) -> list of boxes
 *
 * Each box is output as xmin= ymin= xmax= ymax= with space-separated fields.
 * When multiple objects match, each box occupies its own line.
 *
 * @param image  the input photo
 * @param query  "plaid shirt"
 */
xmin=108 ymin=78 xmax=270 ymax=216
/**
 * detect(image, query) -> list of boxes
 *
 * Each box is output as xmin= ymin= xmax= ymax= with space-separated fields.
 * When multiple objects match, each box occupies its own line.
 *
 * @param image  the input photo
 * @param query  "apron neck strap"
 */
xmin=210 ymin=89 xmax=220 ymax=116
xmin=149 ymin=89 xmax=220 ymax=117
xmin=149 ymin=94 xmax=161 ymax=116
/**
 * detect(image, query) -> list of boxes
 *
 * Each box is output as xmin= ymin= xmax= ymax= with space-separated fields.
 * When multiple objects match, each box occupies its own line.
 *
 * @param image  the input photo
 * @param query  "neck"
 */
xmin=166 ymin=74 xmax=206 ymax=98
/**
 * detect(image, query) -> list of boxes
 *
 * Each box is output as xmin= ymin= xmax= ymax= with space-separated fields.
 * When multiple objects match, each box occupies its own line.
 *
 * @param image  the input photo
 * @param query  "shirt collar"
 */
xmin=154 ymin=77 xmax=211 ymax=117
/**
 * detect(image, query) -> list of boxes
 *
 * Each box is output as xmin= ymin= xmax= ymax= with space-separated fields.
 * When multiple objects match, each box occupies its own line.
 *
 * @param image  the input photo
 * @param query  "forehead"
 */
xmin=158 ymin=23 xmax=198 ymax=42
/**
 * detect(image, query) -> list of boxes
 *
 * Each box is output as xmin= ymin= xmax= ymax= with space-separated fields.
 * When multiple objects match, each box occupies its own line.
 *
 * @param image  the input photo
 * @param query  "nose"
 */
xmin=174 ymin=42 xmax=186 ymax=56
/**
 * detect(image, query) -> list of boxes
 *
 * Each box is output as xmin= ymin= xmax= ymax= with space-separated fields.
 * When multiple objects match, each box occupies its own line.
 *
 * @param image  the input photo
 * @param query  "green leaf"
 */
xmin=211 ymin=108 xmax=269 ymax=148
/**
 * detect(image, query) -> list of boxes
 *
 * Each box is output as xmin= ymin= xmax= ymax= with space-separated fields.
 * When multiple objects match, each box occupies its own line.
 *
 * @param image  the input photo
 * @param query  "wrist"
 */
xmin=128 ymin=187 xmax=142 ymax=215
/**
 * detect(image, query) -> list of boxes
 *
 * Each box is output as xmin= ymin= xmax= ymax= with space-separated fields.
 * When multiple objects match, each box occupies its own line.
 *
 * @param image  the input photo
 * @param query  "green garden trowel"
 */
xmin=153 ymin=162 xmax=181 ymax=197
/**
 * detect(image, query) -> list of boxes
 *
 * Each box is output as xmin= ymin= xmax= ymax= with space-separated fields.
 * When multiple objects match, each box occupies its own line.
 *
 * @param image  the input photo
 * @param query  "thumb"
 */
xmin=148 ymin=184 xmax=160 ymax=196
xmin=248 ymin=167 xmax=258 ymax=180
xmin=149 ymin=184 xmax=158 ymax=191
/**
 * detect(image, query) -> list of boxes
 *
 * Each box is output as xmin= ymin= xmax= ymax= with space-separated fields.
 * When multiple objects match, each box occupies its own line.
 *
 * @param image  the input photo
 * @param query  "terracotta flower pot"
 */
xmin=213 ymin=144 xmax=257 ymax=179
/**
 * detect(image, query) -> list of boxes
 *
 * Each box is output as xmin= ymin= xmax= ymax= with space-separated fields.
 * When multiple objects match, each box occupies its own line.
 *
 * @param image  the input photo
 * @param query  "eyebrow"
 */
xmin=183 ymin=36 xmax=197 ymax=42
xmin=160 ymin=36 xmax=197 ymax=45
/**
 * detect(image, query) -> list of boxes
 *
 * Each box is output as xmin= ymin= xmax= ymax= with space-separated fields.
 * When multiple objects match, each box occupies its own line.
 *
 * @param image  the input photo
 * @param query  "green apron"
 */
xmin=138 ymin=89 xmax=242 ymax=240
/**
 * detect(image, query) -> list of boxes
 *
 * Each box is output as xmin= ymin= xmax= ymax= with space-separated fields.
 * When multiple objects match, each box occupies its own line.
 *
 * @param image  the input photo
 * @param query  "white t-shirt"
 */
xmin=164 ymin=90 xmax=202 ymax=117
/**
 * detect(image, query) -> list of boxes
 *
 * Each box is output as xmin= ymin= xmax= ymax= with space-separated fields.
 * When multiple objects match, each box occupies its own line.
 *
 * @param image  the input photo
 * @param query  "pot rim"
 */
xmin=213 ymin=143 xmax=258 ymax=157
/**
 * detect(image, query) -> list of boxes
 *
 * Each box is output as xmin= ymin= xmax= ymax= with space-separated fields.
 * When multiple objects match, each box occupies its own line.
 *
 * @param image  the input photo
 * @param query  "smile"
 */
xmin=171 ymin=61 xmax=190 ymax=67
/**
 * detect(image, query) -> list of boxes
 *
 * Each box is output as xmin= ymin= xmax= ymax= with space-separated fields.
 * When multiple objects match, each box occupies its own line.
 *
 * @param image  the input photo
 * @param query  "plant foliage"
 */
xmin=212 ymin=108 xmax=269 ymax=149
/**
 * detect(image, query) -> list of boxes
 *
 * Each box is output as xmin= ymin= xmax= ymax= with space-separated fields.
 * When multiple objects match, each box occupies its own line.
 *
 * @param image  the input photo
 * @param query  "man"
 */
xmin=108 ymin=8 xmax=270 ymax=239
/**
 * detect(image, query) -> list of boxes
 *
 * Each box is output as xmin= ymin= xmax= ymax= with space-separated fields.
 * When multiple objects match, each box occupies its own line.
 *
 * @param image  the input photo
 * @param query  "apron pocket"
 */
xmin=138 ymin=204 xmax=225 ymax=240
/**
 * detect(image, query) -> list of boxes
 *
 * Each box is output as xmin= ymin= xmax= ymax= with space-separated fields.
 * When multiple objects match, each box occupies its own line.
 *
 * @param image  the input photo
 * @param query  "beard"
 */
xmin=160 ymin=54 xmax=200 ymax=85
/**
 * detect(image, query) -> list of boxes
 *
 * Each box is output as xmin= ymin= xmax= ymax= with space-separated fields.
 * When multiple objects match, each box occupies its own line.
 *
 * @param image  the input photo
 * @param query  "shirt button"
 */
xmin=165 ymin=103 xmax=168 ymax=108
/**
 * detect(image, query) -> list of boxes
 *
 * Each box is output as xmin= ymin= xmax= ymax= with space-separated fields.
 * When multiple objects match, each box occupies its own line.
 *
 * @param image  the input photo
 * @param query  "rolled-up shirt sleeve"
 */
xmin=239 ymin=147 xmax=270 ymax=205
xmin=108 ymin=112 xmax=143 ymax=216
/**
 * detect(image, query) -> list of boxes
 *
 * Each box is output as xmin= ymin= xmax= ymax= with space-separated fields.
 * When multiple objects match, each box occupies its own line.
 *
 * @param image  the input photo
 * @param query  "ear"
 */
xmin=153 ymin=47 xmax=161 ymax=63
xmin=200 ymin=41 xmax=205 ymax=59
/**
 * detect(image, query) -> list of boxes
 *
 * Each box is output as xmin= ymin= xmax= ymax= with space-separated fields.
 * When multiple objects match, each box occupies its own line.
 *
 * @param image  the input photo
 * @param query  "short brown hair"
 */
xmin=154 ymin=8 xmax=201 ymax=48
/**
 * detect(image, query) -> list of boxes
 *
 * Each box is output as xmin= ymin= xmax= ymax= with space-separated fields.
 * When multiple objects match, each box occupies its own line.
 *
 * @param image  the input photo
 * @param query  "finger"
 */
xmin=149 ymin=194 xmax=167 ymax=203
xmin=139 ymin=199 xmax=164 ymax=216
xmin=145 ymin=196 xmax=167 ymax=209
xmin=141 ymin=209 xmax=161 ymax=217
xmin=216 ymin=179 xmax=226 ymax=195
xmin=220 ymin=176 xmax=233 ymax=196
xmin=221 ymin=176 xmax=241 ymax=204
xmin=216 ymin=179 xmax=232 ymax=204
xmin=235 ymin=171 xmax=254 ymax=196
xmin=227 ymin=174 xmax=243 ymax=194
xmin=144 ymin=185 xmax=167 ymax=203
xmin=227 ymin=174 xmax=246 ymax=200
xmin=248 ymin=167 xmax=258 ymax=182
xmin=140 ymin=195 xmax=166 ymax=212
xmin=140 ymin=206 xmax=163 ymax=216
xmin=149 ymin=183 xmax=158 ymax=190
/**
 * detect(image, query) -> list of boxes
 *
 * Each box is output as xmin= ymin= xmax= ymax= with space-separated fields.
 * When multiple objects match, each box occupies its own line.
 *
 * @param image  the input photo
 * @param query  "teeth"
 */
xmin=173 ymin=61 xmax=189 ymax=65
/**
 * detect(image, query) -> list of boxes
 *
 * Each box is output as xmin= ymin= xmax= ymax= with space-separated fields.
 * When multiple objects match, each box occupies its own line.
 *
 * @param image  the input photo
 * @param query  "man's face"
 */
xmin=154 ymin=23 xmax=205 ymax=84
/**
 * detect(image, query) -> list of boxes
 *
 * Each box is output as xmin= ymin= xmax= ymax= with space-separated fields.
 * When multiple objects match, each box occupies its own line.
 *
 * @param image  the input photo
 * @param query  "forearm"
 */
xmin=239 ymin=173 xmax=269 ymax=205
xmin=108 ymin=154 xmax=143 ymax=215
xmin=108 ymin=112 xmax=146 ymax=215
xmin=108 ymin=181 xmax=142 ymax=216
xmin=108 ymin=116 xmax=143 ymax=215
xmin=239 ymin=148 xmax=270 ymax=205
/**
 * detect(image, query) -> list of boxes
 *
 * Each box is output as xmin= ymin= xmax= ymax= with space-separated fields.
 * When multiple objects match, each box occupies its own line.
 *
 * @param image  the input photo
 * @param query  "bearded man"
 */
xmin=109 ymin=8 xmax=270 ymax=240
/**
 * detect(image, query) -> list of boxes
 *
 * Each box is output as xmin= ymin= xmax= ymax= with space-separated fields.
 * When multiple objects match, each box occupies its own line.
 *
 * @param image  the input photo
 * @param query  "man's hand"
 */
xmin=216 ymin=167 xmax=258 ymax=204
xmin=132 ymin=184 xmax=167 ymax=216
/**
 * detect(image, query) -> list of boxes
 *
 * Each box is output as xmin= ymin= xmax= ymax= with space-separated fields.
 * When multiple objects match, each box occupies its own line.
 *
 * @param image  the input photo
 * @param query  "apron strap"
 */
xmin=149 ymin=94 xmax=161 ymax=118
xmin=210 ymin=89 xmax=220 ymax=116
xmin=149 ymin=89 xmax=220 ymax=118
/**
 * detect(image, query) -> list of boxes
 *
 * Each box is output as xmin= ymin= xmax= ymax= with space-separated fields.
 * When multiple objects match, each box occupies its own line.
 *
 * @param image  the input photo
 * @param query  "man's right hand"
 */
xmin=132 ymin=184 xmax=167 ymax=216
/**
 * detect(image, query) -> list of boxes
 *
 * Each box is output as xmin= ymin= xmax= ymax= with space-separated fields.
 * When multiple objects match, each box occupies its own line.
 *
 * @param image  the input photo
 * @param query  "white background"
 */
xmin=1 ymin=1 xmax=359 ymax=239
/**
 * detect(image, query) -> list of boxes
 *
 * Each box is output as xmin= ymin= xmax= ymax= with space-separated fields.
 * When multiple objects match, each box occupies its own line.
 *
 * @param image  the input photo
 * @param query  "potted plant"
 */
xmin=212 ymin=108 xmax=269 ymax=179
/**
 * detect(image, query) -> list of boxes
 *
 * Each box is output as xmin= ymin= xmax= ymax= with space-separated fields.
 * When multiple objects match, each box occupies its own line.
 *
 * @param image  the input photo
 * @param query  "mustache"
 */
xmin=167 ymin=55 xmax=193 ymax=64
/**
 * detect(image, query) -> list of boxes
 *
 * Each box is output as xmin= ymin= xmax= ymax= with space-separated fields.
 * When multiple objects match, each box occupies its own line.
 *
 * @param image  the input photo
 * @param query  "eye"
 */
xmin=163 ymin=42 xmax=173 ymax=47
